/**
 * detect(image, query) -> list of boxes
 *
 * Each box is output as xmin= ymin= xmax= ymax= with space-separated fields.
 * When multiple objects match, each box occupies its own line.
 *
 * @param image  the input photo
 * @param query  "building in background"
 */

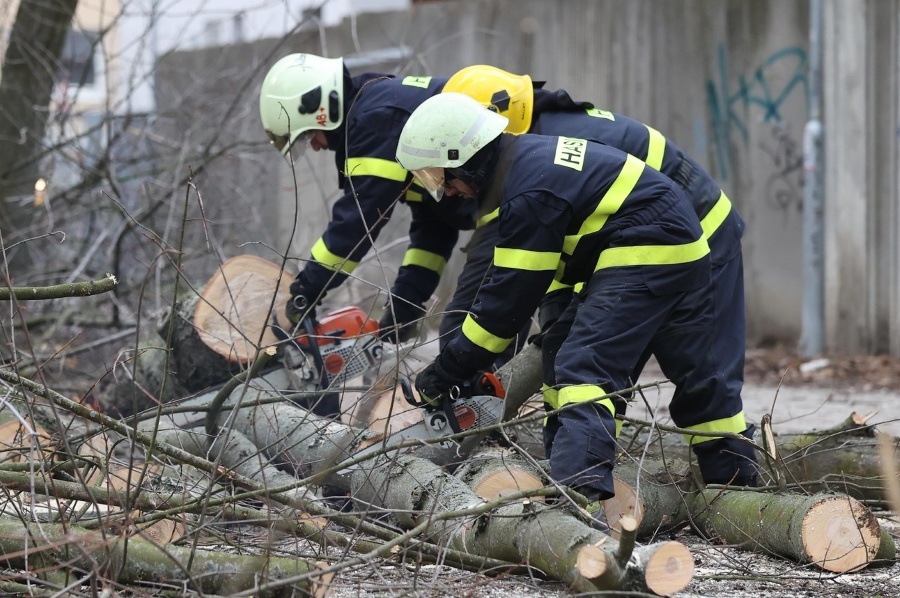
xmin=117 ymin=0 xmax=410 ymax=113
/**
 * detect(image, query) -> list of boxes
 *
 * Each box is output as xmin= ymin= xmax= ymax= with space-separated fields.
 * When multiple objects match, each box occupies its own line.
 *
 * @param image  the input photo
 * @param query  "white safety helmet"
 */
xmin=396 ymin=92 xmax=509 ymax=201
xmin=259 ymin=53 xmax=345 ymax=155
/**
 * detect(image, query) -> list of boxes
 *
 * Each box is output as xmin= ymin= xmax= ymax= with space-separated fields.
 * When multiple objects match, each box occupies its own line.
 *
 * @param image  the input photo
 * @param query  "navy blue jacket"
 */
xmin=295 ymin=73 xmax=475 ymax=308
xmin=443 ymin=134 xmax=711 ymax=376
xmin=529 ymin=88 xmax=743 ymax=267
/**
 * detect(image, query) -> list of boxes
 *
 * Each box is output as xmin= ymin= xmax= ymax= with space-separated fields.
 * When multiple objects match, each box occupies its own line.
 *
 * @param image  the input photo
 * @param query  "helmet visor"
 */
xmin=266 ymin=129 xmax=291 ymax=154
xmin=412 ymin=167 xmax=445 ymax=202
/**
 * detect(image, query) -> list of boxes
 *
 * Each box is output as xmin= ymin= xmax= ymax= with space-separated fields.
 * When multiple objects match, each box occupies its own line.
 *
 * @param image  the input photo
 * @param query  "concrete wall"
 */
xmin=824 ymin=1 xmax=900 ymax=355
xmin=154 ymin=0 xmax=900 ymax=355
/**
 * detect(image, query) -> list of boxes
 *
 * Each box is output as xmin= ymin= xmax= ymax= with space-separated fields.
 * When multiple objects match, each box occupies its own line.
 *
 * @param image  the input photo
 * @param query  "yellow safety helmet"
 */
xmin=443 ymin=65 xmax=534 ymax=135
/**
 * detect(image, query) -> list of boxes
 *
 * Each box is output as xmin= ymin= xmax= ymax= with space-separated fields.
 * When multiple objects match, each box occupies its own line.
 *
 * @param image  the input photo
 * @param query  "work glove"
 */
xmin=378 ymin=299 xmax=425 ymax=344
xmin=413 ymin=357 xmax=465 ymax=409
xmin=285 ymin=283 xmax=319 ymax=329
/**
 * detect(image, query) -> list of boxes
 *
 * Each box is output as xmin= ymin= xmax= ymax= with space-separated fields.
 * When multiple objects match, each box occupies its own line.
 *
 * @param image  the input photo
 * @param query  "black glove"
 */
xmin=414 ymin=357 xmax=464 ymax=408
xmin=285 ymin=284 xmax=319 ymax=328
xmin=378 ymin=299 xmax=425 ymax=344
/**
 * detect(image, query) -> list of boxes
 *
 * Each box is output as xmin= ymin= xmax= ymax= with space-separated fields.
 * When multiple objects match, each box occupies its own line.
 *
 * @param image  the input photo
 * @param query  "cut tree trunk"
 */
xmin=191 ymin=254 xmax=294 ymax=364
xmin=453 ymin=449 xmax=546 ymax=501
xmin=100 ymin=255 xmax=294 ymax=415
xmin=350 ymin=453 xmax=694 ymax=596
xmin=775 ymin=425 xmax=899 ymax=505
xmin=200 ymin=387 xmax=696 ymax=593
xmin=690 ymin=489 xmax=882 ymax=573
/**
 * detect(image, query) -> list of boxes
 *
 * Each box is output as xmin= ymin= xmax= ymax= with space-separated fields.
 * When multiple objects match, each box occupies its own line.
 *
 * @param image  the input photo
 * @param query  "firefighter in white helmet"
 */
xmin=398 ymin=93 xmax=757 ymax=506
xmin=259 ymin=55 xmax=484 ymax=371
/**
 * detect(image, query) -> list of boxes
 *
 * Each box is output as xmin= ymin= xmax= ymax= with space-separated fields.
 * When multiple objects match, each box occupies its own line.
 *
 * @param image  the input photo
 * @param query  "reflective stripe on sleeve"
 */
xmin=683 ymin=411 xmax=748 ymax=445
xmin=644 ymin=125 xmax=666 ymax=170
xmin=461 ymin=315 xmax=513 ymax=354
xmin=494 ymin=247 xmax=560 ymax=271
xmin=562 ymin=154 xmax=645 ymax=255
xmin=700 ymin=191 xmax=732 ymax=239
xmin=476 ymin=208 xmax=500 ymax=228
xmin=594 ymin=236 xmax=710 ymax=270
xmin=401 ymin=248 xmax=446 ymax=274
xmin=310 ymin=238 xmax=359 ymax=274
xmin=545 ymin=279 xmax=572 ymax=294
xmin=344 ymin=157 xmax=408 ymax=182
xmin=406 ymin=189 xmax=424 ymax=203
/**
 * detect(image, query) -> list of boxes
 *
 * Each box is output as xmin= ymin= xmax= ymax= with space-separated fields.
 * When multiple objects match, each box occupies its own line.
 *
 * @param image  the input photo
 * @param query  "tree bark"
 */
xmin=0 ymin=0 xmax=78 ymax=270
xmin=351 ymin=453 xmax=694 ymax=596
xmin=0 ymin=518 xmax=325 ymax=597
xmin=775 ymin=427 xmax=899 ymax=505
xmin=690 ymin=489 xmax=882 ymax=573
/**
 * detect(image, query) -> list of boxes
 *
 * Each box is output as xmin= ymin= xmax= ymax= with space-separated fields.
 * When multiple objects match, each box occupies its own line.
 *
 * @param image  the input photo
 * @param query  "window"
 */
xmin=59 ymin=29 xmax=98 ymax=86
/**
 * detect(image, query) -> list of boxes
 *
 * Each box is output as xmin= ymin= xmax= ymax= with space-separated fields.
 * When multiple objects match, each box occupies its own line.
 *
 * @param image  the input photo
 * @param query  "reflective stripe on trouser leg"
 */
xmin=551 ymin=272 xmax=695 ymax=498
xmin=540 ymin=295 xmax=581 ymax=458
xmin=542 ymin=384 xmax=560 ymax=458
xmin=548 ymin=385 xmax=618 ymax=500
xmin=655 ymin=252 xmax=757 ymax=484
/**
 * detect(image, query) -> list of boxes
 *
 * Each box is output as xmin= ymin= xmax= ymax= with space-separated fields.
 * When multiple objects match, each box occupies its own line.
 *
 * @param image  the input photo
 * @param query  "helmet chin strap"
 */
xmin=448 ymin=137 xmax=500 ymax=189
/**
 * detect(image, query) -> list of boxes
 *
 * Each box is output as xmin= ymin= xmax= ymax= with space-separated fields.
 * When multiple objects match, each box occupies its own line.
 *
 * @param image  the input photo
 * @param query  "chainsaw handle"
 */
xmin=403 ymin=370 xmax=504 ymax=410
xmin=400 ymin=375 xmax=428 ymax=408
xmin=474 ymin=371 xmax=505 ymax=399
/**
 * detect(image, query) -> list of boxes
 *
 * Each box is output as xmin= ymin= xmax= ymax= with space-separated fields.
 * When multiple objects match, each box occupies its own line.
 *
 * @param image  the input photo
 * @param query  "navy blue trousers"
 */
xmin=542 ymin=252 xmax=757 ymax=499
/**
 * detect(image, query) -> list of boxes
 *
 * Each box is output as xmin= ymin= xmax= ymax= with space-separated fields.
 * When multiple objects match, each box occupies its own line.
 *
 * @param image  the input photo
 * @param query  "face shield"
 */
xmin=266 ymin=129 xmax=292 ymax=154
xmin=267 ymin=129 xmax=316 ymax=158
xmin=411 ymin=167 xmax=446 ymax=201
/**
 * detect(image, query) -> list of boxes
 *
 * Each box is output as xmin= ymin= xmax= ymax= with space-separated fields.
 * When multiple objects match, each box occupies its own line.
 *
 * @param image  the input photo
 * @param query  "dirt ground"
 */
xmin=322 ymin=347 xmax=900 ymax=598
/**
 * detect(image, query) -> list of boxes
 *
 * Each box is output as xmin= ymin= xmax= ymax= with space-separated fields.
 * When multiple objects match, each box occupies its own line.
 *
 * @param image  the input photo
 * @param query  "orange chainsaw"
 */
xmin=273 ymin=306 xmax=386 ymax=391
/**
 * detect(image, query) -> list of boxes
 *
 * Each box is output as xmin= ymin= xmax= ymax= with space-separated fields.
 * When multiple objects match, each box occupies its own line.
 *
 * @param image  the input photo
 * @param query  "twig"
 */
xmin=0 ymin=274 xmax=117 ymax=300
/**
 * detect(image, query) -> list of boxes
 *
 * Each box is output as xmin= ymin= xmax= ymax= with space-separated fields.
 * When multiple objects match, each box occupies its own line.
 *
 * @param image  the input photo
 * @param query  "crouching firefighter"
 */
xmin=396 ymin=93 xmax=759 ymax=506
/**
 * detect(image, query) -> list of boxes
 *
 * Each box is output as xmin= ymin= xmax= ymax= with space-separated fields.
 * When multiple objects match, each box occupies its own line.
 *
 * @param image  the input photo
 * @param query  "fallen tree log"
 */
xmin=690 ymin=489 xmax=881 ymax=573
xmin=198 ymin=384 xmax=697 ymax=593
xmin=0 ymin=518 xmax=328 ymax=596
xmin=351 ymin=453 xmax=694 ymax=596
xmin=459 ymin=442 xmax=894 ymax=573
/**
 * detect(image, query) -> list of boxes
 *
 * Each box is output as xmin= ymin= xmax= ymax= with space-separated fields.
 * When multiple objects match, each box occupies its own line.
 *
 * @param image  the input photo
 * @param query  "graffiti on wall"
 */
xmin=706 ymin=44 xmax=808 ymax=192
xmin=759 ymin=123 xmax=804 ymax=213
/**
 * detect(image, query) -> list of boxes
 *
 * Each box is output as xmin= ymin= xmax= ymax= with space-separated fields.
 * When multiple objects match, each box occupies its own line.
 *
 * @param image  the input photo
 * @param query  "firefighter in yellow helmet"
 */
xmin=398 ymin=93 xmax=758 ymax=508
xmin=439 ymin=65 xmax=755 ymax=490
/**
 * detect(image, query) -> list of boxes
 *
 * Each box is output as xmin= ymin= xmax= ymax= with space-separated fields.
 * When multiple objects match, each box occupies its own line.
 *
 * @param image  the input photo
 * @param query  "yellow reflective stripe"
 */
xmin=462 ymin=315 xmax=513 ymax=353
xmin=476 ymin=208 xmax=499 ymax=228
xmin=310 ymin=238 xmax=358 ymax=274
xmin=546 ymin=279 xmax=572 ymax=294
xmin=562 ymin=154 xmax=645 ymax=255
xmin=542 ymin=384 xmax=559 ymax=409
xmin=557 ymin=384 xmax=616 ymax=416
xmin=401 ymin=248 xmax=446 ymax=274
xmin=406 ymin=189 xmax=424 ymax=203
xmin=683 ymin=411 xmax=748 ymax=445
xmin=700 ymin=191 xmax=731 ymax=239
xmin=644 ymin=125 xmax=666 ymax=170
xmin=494 ymin=247 xmax=560 ymax=271
xmin=344 ymin=157 xmax=408 ymax=182
xmin=595 ymin=236 xmax=709 ymax=270
xmin=614 ymin=418 xmax=623 ymax=438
